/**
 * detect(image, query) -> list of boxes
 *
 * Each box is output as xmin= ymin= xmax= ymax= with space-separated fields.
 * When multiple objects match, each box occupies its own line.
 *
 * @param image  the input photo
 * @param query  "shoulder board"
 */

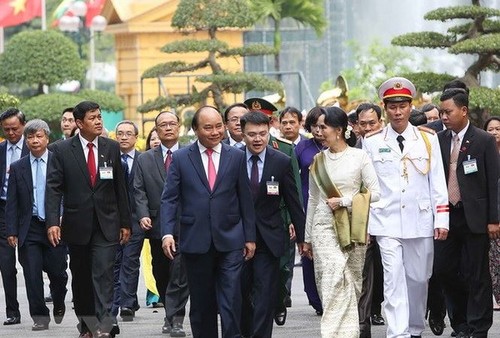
xmin=274 ymin=136 xmax=293 ymax=145
xmin=365 ymin=129 xmax=383 ymax=138
xmin=272 ymin=140 xmax=279 ymax=149
xmin=417 ymin=126 xmax=436 ymax=135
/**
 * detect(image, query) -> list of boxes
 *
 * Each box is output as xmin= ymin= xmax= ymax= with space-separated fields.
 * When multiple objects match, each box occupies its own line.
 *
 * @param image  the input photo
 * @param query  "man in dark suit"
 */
xmin=0 ymin=108 xmax=28 ymax=325
xmin=111 ymin=120 xmax=141 ymax=321
xmin=45 ymin=101 xmax=131 ymax=338
xmin=134 ymin=111 xmax=188 ymax=336
xmin=5 ymin=119 xmax=68 ymax=331
xmin=161 ymin=105 xmax=256 ymax=338
xmin=239 ymin=111 xmax=305 ymax=337
xmin=435 ymin=82 xmax=499 ymax=338
xmin=223 ymin=103 xmax=247 ymax=147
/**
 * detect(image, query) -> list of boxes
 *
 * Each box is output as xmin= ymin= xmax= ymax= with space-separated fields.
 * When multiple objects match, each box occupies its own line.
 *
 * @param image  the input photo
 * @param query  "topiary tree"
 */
xmin=78 ymin=89 xmax=125 ymax=112
xmin=0 ymin=93 xmax=20 ymax=112
xmin=138 ymin=0 xmax=282 ymax=113
xmin=0 ymin=30 xmax=85 ymax=95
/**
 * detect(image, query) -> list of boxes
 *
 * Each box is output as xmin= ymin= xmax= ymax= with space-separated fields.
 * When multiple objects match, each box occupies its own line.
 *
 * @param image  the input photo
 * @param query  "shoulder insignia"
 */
xmin=417 ymin=126 xmax=436 ymax=135
xmin=365 ymin=129 xmax=383 ymax=138
xmin=272 ymin=140 xmax=279 ymax=149
xmin=274 ymin=136 xmax=293 ymax=145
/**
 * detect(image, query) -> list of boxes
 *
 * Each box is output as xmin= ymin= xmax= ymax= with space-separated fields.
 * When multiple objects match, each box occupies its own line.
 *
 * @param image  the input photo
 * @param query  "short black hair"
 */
xmin=146 ymin=127 xmax=158 ymax=151
xmin=0 ymin=108 xmax=26 ymax=124
xmin=356 ymin=103 xmax=382 ymax=120
xmin=321 ymin=106 xmax=357 ymax=147
xmin=409 ymin=109 xmax=427 ymax=126
xmin=73 ymin=101 xmax=100 ymax=121
xmin=240 ymin=111 xmax=270 ymax=132
xmin=484 ymin=116 xmax=500 ymax=131
xmin=61 ymin=107 xmax=74 ymax=116
xmin=420 ymin=103 xmax=439 ymax=114
xmin=279 ymin=106 xmax=302 ymax=123
xmin=191 ymin=105 xmax=219 ymax=130
xmin=440 ymin=80 xmax=469 ymax=108
xmin=304 ymin=106 xmax=323 ymax=133
xmin=223 ymin=103 xmax=248 ymax=122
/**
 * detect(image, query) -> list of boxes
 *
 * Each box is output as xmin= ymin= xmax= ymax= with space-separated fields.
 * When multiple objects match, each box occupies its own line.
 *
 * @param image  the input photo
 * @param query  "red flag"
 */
xmin=0 ymin=0 xmax=42 ymax=28
xmin=84 ymin=0 xmax=104 ymax=27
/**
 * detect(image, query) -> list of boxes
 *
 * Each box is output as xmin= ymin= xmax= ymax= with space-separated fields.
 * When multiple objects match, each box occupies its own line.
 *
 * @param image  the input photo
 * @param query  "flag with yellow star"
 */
xmin=0 ymin=0 xmax=42 ymax=28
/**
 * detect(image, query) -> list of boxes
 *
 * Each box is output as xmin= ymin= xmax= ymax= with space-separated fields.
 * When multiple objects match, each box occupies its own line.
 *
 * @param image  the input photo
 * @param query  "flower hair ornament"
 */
xmin=345 ymin=125 xmax=353 ymax=139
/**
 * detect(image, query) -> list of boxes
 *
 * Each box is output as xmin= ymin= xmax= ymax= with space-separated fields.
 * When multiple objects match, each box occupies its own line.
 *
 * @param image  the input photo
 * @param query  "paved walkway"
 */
xmin=1 ymin=259 xmax=499 ymax=337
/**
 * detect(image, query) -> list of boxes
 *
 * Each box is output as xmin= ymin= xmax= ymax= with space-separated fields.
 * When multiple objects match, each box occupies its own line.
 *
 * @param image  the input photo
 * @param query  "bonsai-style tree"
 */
xmin=0 ymin=30 xmax=85 ymax=95
xmin=138 ymin=0 xmax=282 ymax=113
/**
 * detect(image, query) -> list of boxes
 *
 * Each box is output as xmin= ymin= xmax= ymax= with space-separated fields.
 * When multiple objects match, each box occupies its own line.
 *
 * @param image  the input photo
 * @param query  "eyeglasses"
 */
xmin=228 ymin=117 xmax=240 ymax=123
xmin=157 ymin=121 xmax=179 ymax=129
xmin=244 ymin=131 xmax=269 ymax=139
xmin=116 ymin=132 xmax=137 ymax=138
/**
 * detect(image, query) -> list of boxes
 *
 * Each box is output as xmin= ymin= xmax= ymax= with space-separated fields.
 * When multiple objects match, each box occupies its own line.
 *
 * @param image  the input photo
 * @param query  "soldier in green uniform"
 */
xmin=244 ymin=98 xmax=303 ymax=326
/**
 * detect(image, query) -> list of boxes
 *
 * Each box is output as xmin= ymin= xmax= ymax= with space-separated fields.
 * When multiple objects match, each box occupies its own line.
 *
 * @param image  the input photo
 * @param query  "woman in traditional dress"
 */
xmin=484 ymin=116 xmax=500 ymax=310
xmin=303 ymin=106 xmax=380 ymax=337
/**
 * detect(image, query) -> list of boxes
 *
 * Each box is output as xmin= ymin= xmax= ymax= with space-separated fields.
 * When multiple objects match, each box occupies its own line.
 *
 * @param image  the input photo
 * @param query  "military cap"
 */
xmin=243 ymin=97 xmax=278 ymax=116
xmin=378 ymin=77 xmax=416 ymax=102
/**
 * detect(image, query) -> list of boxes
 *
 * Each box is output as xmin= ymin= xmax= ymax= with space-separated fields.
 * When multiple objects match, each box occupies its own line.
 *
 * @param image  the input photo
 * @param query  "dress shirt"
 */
xmin=79 ymin=134 xmax=98 ymax=172
xmin=246 ymin=148 xmax=266 ymax=183
xmin=121 ymin=149 xmax=136 ymax=169
xmin=30 ymin=150 xmax=48 ymax=217
xmin=450 ymin=121 xmax=469 ymax=154
xmin=1 ymin=136 xmax=24 ymax=200
xmin=198 ymin=141 xmax=221 ymax=177
xmin=228 ymin=136 xmax=245 ymax=148
xmin=161 ymin=143 xmax=180 ymax=160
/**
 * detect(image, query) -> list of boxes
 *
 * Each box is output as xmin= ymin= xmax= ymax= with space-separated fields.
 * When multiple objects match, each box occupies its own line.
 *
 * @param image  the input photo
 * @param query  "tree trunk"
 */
xmin=273 ymin=18 xmax=281 ymax=82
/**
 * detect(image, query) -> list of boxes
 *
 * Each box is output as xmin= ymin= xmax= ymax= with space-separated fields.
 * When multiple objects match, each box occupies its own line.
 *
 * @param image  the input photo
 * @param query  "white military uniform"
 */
xmin=363 ymin=123 xmax=449 ymax=338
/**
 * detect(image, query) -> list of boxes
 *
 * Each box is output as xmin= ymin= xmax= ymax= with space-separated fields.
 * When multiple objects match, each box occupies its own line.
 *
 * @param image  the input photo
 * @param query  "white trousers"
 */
xmin=376 ymin=236 xmax=433 ymax=338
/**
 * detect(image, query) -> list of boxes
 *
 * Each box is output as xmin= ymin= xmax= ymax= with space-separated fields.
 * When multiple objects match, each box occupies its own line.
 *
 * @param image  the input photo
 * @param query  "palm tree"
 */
xmin=251 ymin=0 xmax=327 ymax=74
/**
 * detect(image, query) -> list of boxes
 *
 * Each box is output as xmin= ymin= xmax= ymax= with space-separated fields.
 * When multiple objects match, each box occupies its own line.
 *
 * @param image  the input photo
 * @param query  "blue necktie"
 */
xmin=121 ymin=154 xmax=129 ymax=182
xmin=35 ymin=158 xmax=45 ymax=220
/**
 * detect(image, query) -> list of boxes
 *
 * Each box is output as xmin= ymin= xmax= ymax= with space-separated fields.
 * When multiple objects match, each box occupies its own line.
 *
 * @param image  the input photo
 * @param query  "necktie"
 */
xmin=121 ymin=154 xmax=129 ymax=182
xmin=10 ymin=145 xmax=20 ymax=164
xmin=250 ymin=155 xmax=260 ymax=198
xmin=448 ymin=134 xmax=461 ymax=205
xmin=165 ymin=150 xmax=172 ymax=173
xmin=206 ymin=148 xmax=216 ymax=191
xmin=87 ymin=143 xmax=97 ymax=187
xmin=35 ymin=158 xmax=45 ymax=220
xmin=396 ymin=135 xmax=405 ymax=152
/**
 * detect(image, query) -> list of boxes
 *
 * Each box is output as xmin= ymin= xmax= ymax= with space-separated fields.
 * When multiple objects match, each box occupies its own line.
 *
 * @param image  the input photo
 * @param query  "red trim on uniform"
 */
xmin=383 ymin=87 xmax=412 ymax=99
xmin=260 ymin=109 xmax=273 ymax=116
xmin=436 ymin=205 xmax=449 ymax=213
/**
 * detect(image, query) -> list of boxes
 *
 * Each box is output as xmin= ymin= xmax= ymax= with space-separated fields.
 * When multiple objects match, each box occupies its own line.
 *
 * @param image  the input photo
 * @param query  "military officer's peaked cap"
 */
xmin=378 ymin=77 xmax=416 ymax=102
xmin=243 ymin=97 xmax=278 ymax=116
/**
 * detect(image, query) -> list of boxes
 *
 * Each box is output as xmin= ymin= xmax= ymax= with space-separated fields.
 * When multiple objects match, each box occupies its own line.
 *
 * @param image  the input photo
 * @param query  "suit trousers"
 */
xmin=300 ymin=255 xmax=322 ymax=313
xmin=149 ymin=238 xmax=172 ymax=313
xmin=377 ymin=236 xmax=433 ymax=338
xmin=241 ymin=234 xmax=280 ymax=338
xmin=18 ymin=217 xmax=68 ymax=322
xmin=68 ymin=221 xmax=119 ymax=334
xmin=433 ymin=206 xmax=492 ymax=337
xmin=165 ymin=247 xmax=189 ymax=326
xmin=0 ymin=200 xmax=19 ymax=318
xmin=183 ymin=246 xmax=244 ymax=338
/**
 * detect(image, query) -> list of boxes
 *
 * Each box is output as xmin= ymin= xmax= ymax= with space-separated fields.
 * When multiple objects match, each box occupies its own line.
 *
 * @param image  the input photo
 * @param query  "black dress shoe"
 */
xmin=455 ymin=332 xmax=469 ymax=338
xmin=284 ymin=295 xmax=292 ymax=308
xmin=110 ymin=324 xmax=120 ymax=337
xmin=170 ymin=322 xmax=186 ymax=337
xmin=45 ymin=296 xmax=53 ymax=303
xmin=162 ymin=322 xmax=172 ymax=334
xmin=32 ymin=322 xmax=49 ymax=331
xmin=410 ymin=336 xmax=421 ymax=338
xmin=78 ymin=331 xmax=93 ymax=338
xmin=53 ymin=303 xmax=66 ymax=324
xmin=370 ymin=314 xmax=385 ymax=326
xmin=274 ymin=308 xmax=287 ymax=326
xmin=120 ymin=307 xmax=134 ymax=322
xmin=3 ymin=316 xmax=20 ymax=325
xmin=429 ymin=317 xmax=445 ymax=335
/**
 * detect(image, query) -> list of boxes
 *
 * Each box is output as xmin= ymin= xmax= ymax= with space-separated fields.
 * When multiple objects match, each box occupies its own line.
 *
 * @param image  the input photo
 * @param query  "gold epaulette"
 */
xmin=365 ymin=129 xmax=383 ymax=138
xmin=417 ymin=125 xmax=436 ymax=135
xmin=274 ymin=136 xmax=293 ymax=145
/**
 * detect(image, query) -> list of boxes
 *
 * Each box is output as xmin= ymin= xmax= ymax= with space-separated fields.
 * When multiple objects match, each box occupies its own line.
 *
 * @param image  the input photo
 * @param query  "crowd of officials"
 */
xmin=0 ymin=76 xmax=499 ymax=338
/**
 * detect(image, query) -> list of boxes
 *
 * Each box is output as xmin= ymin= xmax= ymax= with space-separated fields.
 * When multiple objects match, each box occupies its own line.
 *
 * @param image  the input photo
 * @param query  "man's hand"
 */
xmin=7 ymin=236 xmax=17 ymax=248
xmin=434 ymin=228 xmax=449 ymax=241
xmin=243 ymin=242 xmax=256 ymax=261
xmin=488 ymin=223 xmax=500 ymax=240
xmin=289 ymin=224 xmax=296 ymax=241
xmin=47 ymin=225 xmax=61 ymax=247
xmin=162 ymin=236 xmax=176 ymax=260
xmin=120 ymin=228 xmax=131 ymax=245
xmin=139 ymin=217 xmax=152 ymax=231
xmin=296 ymin=242 xmax=305 ymax=256
xmin=301 ymin=242 xmax=313 ymax=260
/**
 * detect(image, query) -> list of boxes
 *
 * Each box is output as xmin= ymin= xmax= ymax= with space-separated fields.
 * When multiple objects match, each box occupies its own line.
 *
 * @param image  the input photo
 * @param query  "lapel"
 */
xmin=19 ymin=156 xmax=34 ymax=202
xmin=153 ymin=147 xmax=166 ymax=181
xmin=129 ymin=151 xmax=140 ymax=183
xmin=457 ymin=124 xmax=474 ymax=165
xmin=96 ymin=137 xmax=110 ymax=188
xmin=188 ymin=142 xmax=211 ymax=192
xmin=212 ymin=143 xmax=231 ymax=192
xmin=258 ymin=147 xmax=274 ymax=198
xmin=0 ymin=142 xmax=6 ymax=185
xmin=71 ymin=136 xmax=95 ymax=187
xmin=441 ymin=130 xmax=452 ymax=173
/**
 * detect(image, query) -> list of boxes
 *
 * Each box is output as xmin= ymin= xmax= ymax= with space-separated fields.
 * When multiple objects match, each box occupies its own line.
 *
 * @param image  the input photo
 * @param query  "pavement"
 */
xmin=1 ymin=257 xmax=499 ymax=337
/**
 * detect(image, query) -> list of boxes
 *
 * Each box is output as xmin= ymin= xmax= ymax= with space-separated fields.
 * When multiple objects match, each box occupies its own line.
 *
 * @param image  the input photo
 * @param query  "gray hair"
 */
xmin=24 ymin=119 xmax=50 ymax=137
xmin=115 ymin=120 xmax=139 ymax=135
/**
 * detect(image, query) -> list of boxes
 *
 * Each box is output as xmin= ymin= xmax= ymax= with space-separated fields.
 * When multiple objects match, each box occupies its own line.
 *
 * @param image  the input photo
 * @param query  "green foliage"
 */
xmin=449 ymin=33 xmax=500 ymax=54
xmin=77 ymin=89 xmax=125 ymax=112
xmin=142 ymin=62 xmax=197 ymax=78
xmin=469 ymin=87 xmax=500 ymax=113
xmin=172 ymin=0 xmax=256 ymax=31
xmin=0 ymin=94 xmax=20 ymax=112
xmin=0 ymin=30 xmax=85 ymax=89
xmin=401 ymin=72 xmax=456 ymax=93
xmin=424 ymin=6 xmax=500 ymax=21
xmin=448 ymin=20 xmax=500 ymax=35
xmin=221 ymin=44 xmax=277 ymax=57
xmin=392 ymin=32 xmax=453 ymax=48
xmin=196 ymin=73 xmax=283 ymax=93
xmin=162 ymin=39 xmax=229 ymax=53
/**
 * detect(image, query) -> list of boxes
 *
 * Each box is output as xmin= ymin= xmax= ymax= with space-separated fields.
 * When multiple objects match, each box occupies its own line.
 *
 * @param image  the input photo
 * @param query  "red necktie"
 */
xmin=206 ymin=148 xmax=216 ymax=190
xmin=165 ymin=150 xmax=172 ymax=173
xmin=87 ymin=143 xmax=96 ymax=186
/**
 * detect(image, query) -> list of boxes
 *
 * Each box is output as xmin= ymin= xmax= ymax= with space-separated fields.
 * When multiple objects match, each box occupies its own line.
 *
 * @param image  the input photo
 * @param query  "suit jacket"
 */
xmin=134 ymin=146 xmax=179 ymax=239
xmin=160 ymin=142 xmax=256 ymax=254
xmin=0 ymin=140 xmax=29 ymax=199
xmin=5 ymin=152 xmax=52 ymax=247
xmin=438 ymin=125 xmax=498 ymax=232
xmin=45 ymin=136 xmax=131 ymax=245
xmin=246 ymin=146 xmax=305 ymax=257
xmin=124 ymin=150 xmax=140 ymax=225
xmin=426 ymin=119 xmax=445 ymax=133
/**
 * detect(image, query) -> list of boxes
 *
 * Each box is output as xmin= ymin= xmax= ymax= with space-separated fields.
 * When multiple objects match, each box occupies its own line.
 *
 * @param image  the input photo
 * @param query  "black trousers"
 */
xmin=0 ymin=200 xmax=19 ymax=319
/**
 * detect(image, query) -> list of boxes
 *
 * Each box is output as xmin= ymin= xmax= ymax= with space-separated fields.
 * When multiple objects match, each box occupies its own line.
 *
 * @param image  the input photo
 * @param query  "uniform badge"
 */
xmin=251 ymin=101 xmax=262 ymax=110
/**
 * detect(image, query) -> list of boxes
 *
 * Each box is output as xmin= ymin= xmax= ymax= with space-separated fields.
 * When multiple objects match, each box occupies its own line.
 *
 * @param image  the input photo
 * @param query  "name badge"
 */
xmin=99 ymin=166 xmax=113 ymax=180
xmin=266 ymin=176 xmax=279 ymax=195
xmin=463 ymin=157 xmax=478 ymax=175
xmin=378 ymin=148 xmax=391 ymax=153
